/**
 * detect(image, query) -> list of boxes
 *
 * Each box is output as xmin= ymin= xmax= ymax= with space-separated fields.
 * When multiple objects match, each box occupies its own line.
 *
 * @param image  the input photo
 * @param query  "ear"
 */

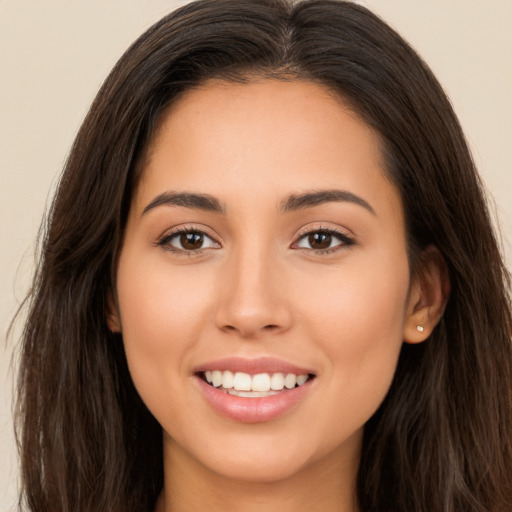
xmin=403 ymin=246 xmax=450 ymax=344
xmin=106 ymin=291 xmax=122 ymax=333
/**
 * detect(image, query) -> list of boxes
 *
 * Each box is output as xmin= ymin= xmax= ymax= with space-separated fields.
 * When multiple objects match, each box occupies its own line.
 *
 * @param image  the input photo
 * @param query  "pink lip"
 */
xmin=194 ymin=356 xmax=314 ymax=375
xmin=194 ymin=375 xmax=314 ymax=423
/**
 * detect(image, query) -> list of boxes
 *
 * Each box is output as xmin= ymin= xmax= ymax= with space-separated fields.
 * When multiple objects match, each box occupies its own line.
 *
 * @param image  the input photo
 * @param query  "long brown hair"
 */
xmin=16 ymin=1 xmax=512 ymax=510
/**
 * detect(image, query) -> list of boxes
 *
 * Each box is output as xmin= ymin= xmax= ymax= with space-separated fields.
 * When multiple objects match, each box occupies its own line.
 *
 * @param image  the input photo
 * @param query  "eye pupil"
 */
xmin=309 ymin=232 xmax=332 ymax=249
xmin=180 ymin=232 xmax=204 ymax=249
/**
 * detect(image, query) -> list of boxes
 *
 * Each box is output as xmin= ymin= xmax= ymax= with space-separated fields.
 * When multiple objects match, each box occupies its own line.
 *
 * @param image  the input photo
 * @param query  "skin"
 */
xmin=108 ymin=79 xmax=447 ymax=512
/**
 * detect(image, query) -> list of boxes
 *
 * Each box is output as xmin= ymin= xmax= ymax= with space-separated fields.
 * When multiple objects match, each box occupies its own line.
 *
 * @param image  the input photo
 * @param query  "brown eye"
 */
xmin=180 ymin=232 xmax=204 ymax=250
xmin=159 ymin=229 xmax=219 ymax=252
xmin=295 ymin=229 xmax=355 ymax=252
xmin=308 ymin=232 xmax=332 ymax=250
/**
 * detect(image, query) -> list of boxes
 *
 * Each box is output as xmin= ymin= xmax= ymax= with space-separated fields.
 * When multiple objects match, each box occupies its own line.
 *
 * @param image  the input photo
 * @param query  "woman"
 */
xmin=15 ymin=0 xmax=512 ymax=511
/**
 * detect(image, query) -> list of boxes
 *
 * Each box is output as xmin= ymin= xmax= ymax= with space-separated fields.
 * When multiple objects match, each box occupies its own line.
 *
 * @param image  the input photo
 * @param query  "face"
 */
xmin=111 ymin=80 xmax=416 ymax=484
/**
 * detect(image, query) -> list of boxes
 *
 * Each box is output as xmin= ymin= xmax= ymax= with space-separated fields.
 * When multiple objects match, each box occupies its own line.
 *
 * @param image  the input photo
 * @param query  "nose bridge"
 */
xmin=215 ymin=238 xmax=291 ymax=338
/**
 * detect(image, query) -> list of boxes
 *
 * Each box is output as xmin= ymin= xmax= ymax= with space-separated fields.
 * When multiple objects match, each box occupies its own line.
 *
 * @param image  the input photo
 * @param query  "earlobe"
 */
xmin=403 ymin=246 xmax=450 ymax=344
xmin=106 ymin=292 xmax=122 ymax=333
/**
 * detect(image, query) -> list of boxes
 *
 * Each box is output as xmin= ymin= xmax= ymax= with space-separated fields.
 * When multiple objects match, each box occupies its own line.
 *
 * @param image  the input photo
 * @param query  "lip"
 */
xmin=193 ymin=357 xmax=316 ymax=423
xmin=194 ymin=374 xmax=315 ymax=423
xmin=193 ymin=356 xmax=314 ymax=375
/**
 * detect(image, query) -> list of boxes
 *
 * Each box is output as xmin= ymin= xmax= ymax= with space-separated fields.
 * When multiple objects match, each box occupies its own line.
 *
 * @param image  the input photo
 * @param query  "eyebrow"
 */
xmin=281 ymin=189 xmax=376 ymax=215
xmin=142 ymin=188 xmax=375 ymax=217
xmin=142 ymin=192 xmax=225 ymax=215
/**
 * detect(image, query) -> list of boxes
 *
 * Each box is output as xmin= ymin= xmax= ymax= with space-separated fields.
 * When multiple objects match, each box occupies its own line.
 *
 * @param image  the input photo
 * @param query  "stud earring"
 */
xmin=416 ymin=325 xmax=424 ymax=333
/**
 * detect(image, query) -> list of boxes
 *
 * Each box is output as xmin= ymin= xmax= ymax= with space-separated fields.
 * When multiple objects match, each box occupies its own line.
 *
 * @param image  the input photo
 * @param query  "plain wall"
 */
xmin=1 ymin=1 xmax=511 ymax=509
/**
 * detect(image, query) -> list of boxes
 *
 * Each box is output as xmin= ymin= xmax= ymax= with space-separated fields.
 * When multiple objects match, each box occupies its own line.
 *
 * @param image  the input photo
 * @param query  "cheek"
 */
xmin=299 ymin=251 xmax=409 ymax=414
xmin=117 ymin=249 xmax=214 ymax=337
xmin=115 ymin=252 xmax=214 ymax=413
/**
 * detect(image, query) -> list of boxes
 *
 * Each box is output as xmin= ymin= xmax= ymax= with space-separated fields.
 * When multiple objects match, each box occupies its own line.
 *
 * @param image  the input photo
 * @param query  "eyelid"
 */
xmin=291 ymin=224 xmax=357 ymax=253
xmin=154 ymin=223 xmax=356 ymax=255
xmin=155 ymin=224 xmax=221 ymax=253
xmin=294 ymin=223 xmax=354 ymax=239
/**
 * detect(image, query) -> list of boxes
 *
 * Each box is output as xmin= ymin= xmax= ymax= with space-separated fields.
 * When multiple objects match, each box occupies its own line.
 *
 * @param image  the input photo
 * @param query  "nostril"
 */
xmin=220 ymin=324 xmax=279 ymax=334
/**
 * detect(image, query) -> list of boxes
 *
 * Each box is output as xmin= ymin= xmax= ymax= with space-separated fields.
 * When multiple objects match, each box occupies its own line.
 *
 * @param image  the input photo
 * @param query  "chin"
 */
xmin=205 ymin=452 xmax=311 ymax=484
xmin=174 ymin=425 xmax=361 ymax=486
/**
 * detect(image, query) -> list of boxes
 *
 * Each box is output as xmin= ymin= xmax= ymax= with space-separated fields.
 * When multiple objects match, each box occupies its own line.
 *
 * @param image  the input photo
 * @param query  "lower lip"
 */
xmin=194 ymin=376 xmax=314 ymax=423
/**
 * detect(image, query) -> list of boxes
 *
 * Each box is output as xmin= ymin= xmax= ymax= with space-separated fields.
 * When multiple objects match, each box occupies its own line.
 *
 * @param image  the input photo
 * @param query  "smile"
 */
xmin=193 ymin=358 xmax=316 ymax=423
xmin=202 ymin=370 xmax=311 ymax=397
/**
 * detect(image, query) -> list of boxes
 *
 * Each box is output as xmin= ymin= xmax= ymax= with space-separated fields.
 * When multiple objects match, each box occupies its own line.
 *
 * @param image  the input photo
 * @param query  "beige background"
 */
xmin=1 ymin=1 xmax=511 ymax=509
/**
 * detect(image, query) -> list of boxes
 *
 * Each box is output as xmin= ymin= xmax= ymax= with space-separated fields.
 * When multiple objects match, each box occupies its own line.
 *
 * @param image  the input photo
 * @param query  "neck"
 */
xmin=156 ymin=434 xmax=360 ymax=512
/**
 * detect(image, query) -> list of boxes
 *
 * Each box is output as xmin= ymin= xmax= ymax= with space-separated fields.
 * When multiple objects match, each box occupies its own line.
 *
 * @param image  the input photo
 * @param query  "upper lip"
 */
xmin=193 ymin=356 xmax=315 ymax=376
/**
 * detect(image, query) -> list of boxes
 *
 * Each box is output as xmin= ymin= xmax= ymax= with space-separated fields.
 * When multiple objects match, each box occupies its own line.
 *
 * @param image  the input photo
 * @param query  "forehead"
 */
xmin=148 ymin=79 xmax=377 ymax=165
xmin=135 ymin=79 xmax=402 ymax=223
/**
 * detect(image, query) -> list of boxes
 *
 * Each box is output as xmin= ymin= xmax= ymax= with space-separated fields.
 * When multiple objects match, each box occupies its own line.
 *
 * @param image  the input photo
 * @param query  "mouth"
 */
xmin=198 ymin=370 xmax=315 ymax=398
xmin=194 ymin=359 xmax=317 ymax=422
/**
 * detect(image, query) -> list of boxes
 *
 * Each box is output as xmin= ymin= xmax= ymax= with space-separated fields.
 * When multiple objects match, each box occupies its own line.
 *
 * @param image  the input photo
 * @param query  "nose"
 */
xmin=214 ymin=246 xmax=292 ymax=339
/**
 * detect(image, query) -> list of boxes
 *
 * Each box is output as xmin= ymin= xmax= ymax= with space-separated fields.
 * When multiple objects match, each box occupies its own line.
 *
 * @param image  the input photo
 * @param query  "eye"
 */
xmin=294 ymin=228 xmax=355 ymax=252
xmin=158 ymin=228 xmax=219 ymax=253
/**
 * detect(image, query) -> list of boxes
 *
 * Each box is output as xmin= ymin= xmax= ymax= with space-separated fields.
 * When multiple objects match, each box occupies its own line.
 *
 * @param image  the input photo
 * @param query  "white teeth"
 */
xmin=284 ymin=373 xmax=297 ymax=389
xmin=221 ymin=370 xmax=234 ymax=389
xmin=203 ymin=370 xmax=311 ymax=392
xmin=211 ymin=370 xmax=222 ymax=388
xmin=227 ymin=389 xmax=280 ymax=397
xmin=270 ymin=372 xmax=285 ymax=390
xmin=252 ymin=373 xmax=271 ymax=392
xmin=233 ymin=372 xmax=252 ymax=391
xmin=297 ymin=374 xmax=308 ymax=386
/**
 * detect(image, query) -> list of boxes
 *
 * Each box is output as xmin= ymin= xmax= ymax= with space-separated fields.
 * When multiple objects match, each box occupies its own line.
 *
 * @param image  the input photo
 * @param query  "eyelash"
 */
xmin=156 ymin=226 xmax=356 ymax=256
xmin=293 ymin=226 xmax=356 ymax=254
xmin=156 ymin=226 xmax=219 ymax=256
